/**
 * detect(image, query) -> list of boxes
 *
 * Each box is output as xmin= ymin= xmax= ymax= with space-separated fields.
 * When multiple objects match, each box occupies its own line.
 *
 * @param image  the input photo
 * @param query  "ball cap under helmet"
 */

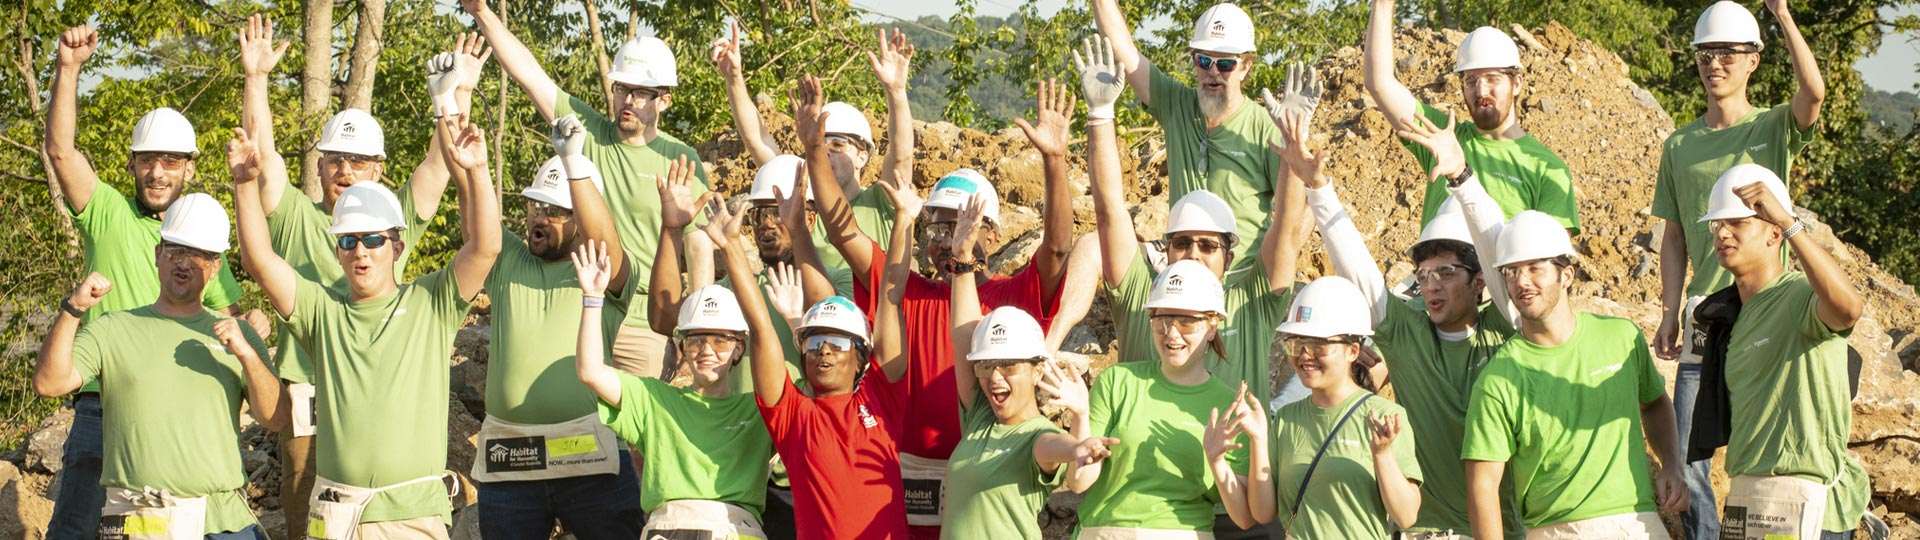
xmin=968 ymin=306 xmax=1051 ymax=363
xmin=798 ymin=296 xmax=869 ymax=343
xmin=677 ymin=284 xmax=749 ymax=334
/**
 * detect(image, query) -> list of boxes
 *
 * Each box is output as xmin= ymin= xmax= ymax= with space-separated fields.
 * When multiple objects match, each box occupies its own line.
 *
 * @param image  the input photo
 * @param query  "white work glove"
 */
xmin=1261 ymin=62 xmax=1322 ymax=126
xmin=551 ymin=115 xmax=594 ymax=180
xmin=1071 ymin=36 xmax=1125 ymax=120
xmin=427 ymin=52 xmax=463 ymax=118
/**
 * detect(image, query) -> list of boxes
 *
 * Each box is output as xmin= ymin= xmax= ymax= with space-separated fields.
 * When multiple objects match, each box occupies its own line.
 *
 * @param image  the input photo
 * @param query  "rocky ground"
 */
xmin=4 ymin=23 xmax=1917 ymax=539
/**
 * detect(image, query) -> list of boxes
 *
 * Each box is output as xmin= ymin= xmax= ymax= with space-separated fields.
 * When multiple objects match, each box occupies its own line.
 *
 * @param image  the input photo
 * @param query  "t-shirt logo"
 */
xmin=858 ymin=404 xmax=878 ymax=428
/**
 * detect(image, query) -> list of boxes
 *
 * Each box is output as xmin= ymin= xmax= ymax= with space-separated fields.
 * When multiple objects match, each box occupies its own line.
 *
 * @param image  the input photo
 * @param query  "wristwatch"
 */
xmin=946 ymin=258 xmax=987 ymax=275
xmin=1783 ymin=220 xmax=1807 ymax=241
xmin=60 ymin=298 xmax=86 ymax=319
xmin=1446 ymin=165 xmax=1475 ymax=188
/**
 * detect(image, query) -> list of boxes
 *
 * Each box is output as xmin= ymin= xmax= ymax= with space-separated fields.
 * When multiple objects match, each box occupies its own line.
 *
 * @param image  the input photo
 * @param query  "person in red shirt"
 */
xmin=730 ymin=176 xmax=920 ymax=539
xmin=797 ymin=74 xmax=1089 ymax=536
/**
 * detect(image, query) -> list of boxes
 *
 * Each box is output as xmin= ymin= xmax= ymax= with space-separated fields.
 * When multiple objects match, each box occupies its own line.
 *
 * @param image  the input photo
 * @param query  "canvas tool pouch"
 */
xmin=899 ymin=452 xmax=948 ymax=527
xmin=640 ymin=499 xmax=766 ymax=540
xmin=98 ymin=487 xmax=208 ymax=540
xmin=469 ymin=414 xmax=619 ymax=482
xmin=306 ymin=472 xmax=455 ymax=540
xmin=1722 ymin=475 xmax=1831 ymax=540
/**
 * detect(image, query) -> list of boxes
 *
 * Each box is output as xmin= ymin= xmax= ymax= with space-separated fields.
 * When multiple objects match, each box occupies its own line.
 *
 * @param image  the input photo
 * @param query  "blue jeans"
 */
xmin=207 ymin=524 xmax=268 ymax=539
xmin=47 ymin=393 xmax=103 ymax=540
xmin=477 ymin=451 xmax=644 ymax=539
xmin=1673 ymin=364 xmax=1720 ymax=540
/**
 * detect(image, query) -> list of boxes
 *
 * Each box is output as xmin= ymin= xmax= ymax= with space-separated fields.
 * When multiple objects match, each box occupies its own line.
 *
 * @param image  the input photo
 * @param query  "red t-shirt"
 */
xmin=851 ymin=240 xmax=1064 ymax=461
xmin=757 ymin=357 xmax=910 ymax=540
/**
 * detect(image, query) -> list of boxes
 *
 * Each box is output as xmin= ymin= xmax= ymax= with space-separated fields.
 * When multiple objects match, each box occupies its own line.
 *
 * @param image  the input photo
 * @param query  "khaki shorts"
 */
xmin=611 ymin=323 xmax=673 ymax=379
xmin=354 ymin=516 xmax=450 ymax=540
xmin=1526 ymin=512 xmax=1668 ymax=540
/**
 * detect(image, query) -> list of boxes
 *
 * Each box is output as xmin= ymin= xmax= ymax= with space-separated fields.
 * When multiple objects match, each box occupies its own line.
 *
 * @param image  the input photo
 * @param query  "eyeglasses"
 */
xmin=745 ymin=205 xmax=783 ymax=227
xmin=526 ymin=201 xmax=574 ymax=222
xmin=825 ymin=135 xmax=864 ymax=153
xmin=135 ymin=153 xmax=193 ymax=169
xmin=681 ymin=333 xmax=741 ymax=353
xmin=1498 ymin=259 xmax=1563 ymax=280
xmin=1694 ymin=48 xmax=1757 ymax=66
xmin=334 ymin=233 xmax=392 ymax=251
xmin=1460 ymin=69 xmax=1517 ymax=86
xmin=1150 ymin=314 xmax=1211 ymax=334
xmin=158 ymin=243 xmax=218 ymax=263
xmin=614 ymin=85 xmax=663 ymax=102
xmin=1284 ymin=336 xmax=1355 ymax=357
xmin=915 ymin=220 xmax=958 ymax=241
xmin=1412 ymin=264 xmax=1472 ymax=286
xmin=1192 ymin=53 xmax=1239 ymax=74
xmin=320 ymin=153 xmax=382 ymax=170
xmin=803 ymin=333 xmax=857 ymax=354
xmin=1153 ymin=236 xmax=1228 ymax=255
xmin=972 ymin=360 xmax=1037 ymax=377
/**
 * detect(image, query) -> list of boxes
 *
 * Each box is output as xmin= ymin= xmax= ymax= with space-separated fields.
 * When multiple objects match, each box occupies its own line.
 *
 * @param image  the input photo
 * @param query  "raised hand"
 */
xmin=1230 ymin=383 xmax=1269 ymax=442
xmin=700 ymin=196 xmax=748 ymax=249
xmin=240 ymin=308 xmax=272 ymax=341
xmin=1071 ymin=36 xmax=1124 ymax=120
xmin=1395 ymin=111 xmax=1466 ymax=181
xmin=427 ymin=52 xmax=461 ymax=117
xmin=1366 ymin=411 xmax=1402 ymax=455
xmin=1203 ymin=405 xmax=1248 ymax=466
xmin=438 ymin=115 xmax=489 ymax=171
xmin=226 ymin=128 xmax=263 ymax=184
xmin=457 ymin=0 xmax=487 ymax=16
xmin=551 ymin=115 xmax=593 ymax=179
xmin=1269 ymin=63 xmax=1322 ymax=119
xmin=776 ymin=162 xmax=811 ymax=234
xmin=213 ymin=318 xmax=258 ymax=359
xmin=1270 ymin=106 xmax=1328 ymax=188
xmin=657 ymin=156 xmax=707 ymax=230
xmin=1035 ymin=361 xmax=1090 ymax=417
xmin=453 ymin=32 xmax=492 ymax=90
xmin=238 ymin=15 xmax=289 ymax=77
xmin=1073 ymin=436 xmax=1121 ymax=467
xmin=1735 ymin=182 xmax=1795 ymax=228
xmin=570 ymin=239 xmax=614 ymax=297
xmin=67 ymin=272 xmax=111 ymax=312
xmin=710 ymin=21 xmax=745 ymax=81
xmin=875 ymin=175 xmax=923 ymax=223
xmin=947 ymin=193 xmax=988 ymax=263
xmin=790 ymin=75 xmax=827 ymax=148
xmin=867 ymin=28 xmax=916 ymax=93
xmin=766 ymin=262 xmax=806 ymax=325
xmin=1014 ymin=79 xmax=1076 ymax=158
xmin=56 ymin=26 xmax=99 ymax=68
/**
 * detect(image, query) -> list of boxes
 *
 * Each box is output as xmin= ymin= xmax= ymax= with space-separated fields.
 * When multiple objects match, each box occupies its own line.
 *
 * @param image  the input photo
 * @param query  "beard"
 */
xmin=1198 ymin=91 xmax=1232 ymax=119
xmin=1470 ymin=101 xmax=1510 ymax=131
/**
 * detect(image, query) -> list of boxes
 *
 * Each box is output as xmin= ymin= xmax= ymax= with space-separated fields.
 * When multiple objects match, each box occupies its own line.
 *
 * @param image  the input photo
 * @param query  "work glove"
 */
xmin=427 ymin=52 xmax=463 ymax=118
xmin=551 ymin=115 xmax=594 ymax=180
xmin=1071 ymin=36 xmax=1125 ymax=120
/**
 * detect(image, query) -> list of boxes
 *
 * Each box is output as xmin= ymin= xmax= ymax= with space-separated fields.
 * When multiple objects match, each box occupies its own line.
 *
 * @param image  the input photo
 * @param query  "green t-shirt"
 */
xmin=1461 ymin=313 xmax=1664 ymax=528
xmin=266 ymin=182 xmax=430 ymax=384
xmin=1404 ymin=102 xmax=1580 ymax=233
xmin=598 ymin=373 xmax=773 ymax=515
xmin=1722 ymin=272 xmax=1870 ymax=532
xmin=1271 ymin=391 xmax=1422 ymax=539
xmin=485 ymin=230 xmax=630 ymax=424
xmin=1374 ymin=298 xmax=1526 ymax=537
xmin=70 ymin=184 xmax=243 ymax=392
xmin=1145 ymin=67 xmax=1284 ymax=277
xmin=1651 ymin=104 xmax=1813 ymax=297
xmin=716 ymin=263 xmax=854 ymax=395
xmin=941 ymin=389 xmax=1065 ymax=539
xmin=1080 ymin=361 xmax=1244 ymax=532
xmin=1108 ymin=252 xmax=1292 ymax=400
xmin=73 ymin=306 xmax=267 ymax=534
xmin=286 ymin=270 xmax=472 ymax=523
xmin=555 ymin=92 xmax=710 ymax=332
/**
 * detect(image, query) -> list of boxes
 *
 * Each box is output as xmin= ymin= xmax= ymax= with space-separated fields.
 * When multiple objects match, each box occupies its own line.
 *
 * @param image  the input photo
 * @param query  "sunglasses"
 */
xmin=1152 ymin=236 xmax=1228 ymax=255
xmin=158 ymin=243 xmax=218 ymax=263
xmin=1694 ymin=48 xmax=1757 ymax=66
xmin=334 ymin=233 xmax=392 ymax=251
xmin=1192 ymin=53 xmax=1240 ymax=74
xmin=803 ymin=333 xmax=857 ymax=354
xmin=745 ymin=205 xmax=783 ymax=226
xmin=825 ymin=134 xmax=866 ymax=152
xmin=915 ymin=220 xmax=958 ymax=241
xmin=526 ymin=201 xmax=574 ymax=221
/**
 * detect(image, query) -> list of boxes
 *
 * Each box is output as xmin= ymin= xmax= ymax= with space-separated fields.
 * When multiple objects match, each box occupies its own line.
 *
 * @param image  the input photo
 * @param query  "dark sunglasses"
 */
xmin=334 ymin=233 xmax=392 ymax=251
xmin=1152 ymin=236 xmax=1228 ymax=255
xmin=1192 ymin=53 xmax=1240 ymax=74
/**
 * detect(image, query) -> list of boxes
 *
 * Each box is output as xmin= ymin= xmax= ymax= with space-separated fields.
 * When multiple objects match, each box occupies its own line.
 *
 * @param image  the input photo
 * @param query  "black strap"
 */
xmin=1291 ymin=394 xmax=1374 ymax=517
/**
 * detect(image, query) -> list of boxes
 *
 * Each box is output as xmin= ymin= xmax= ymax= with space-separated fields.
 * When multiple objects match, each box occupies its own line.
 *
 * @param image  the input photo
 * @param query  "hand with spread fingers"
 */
xmin=1072 ymin=36 xmax=1125 ymax=120
xmin=947 ymin=194 xmax=989 ymax=268
xmin=452 ymin=32 xmax=492 ymax=91
xmin=657 ymin=156 xmax=708 ymax=230
xmin=1736 ymin=182 xmax=1795 ymax=228
xmin=226 ymin=128 xmax=263 ymax=184
xmin=1035 ymin=361 xmax=1089 ymax=417
xmin=1073 ymin=436 xmax=1121 ymax=467
xmin=1366 ymin=412 xmax=1403 ymax=455
xmin=238 ymin=15 xmax=289 ymax=78
xmin=437 ymin=116 xmax=489 ymax=171
xmin=1272 ymin=105 xmax=1328 ymax=188
xmin=1395 ymin=111 xmax=1467 ymax=181
xmin=876 ymin=175 xmax=924 ymax=223
xmin=700 ymin=196 xmax=748 ymax=249
xmin=765 ymin=262 xmax=806 ymax=327
xmin=1203 ymin=403 xmax=1249 ymax=468
xmin=1262 ymin=62 xmax=1323 ymax=121
xmin=1014 ymin=79 xmax=1077 ymax=158
xmin=790 ymin=75 xmax=828 ymax=148
xmin=570 ymin=240 xmax=614 ymax=298
xmin=867 ymin=28 xmax=916 ymax=93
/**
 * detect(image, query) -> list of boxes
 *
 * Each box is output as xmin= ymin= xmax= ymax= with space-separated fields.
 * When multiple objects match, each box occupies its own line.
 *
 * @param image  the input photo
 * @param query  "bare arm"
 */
xmin=572 ymin=241 xmax=623 ymax=406
xmin=873 ymin=186 xmax=920 ymax=384
xmin=1205 ymin=389 xmax=1270 ymax=528
xmin=794 ymin=75 xmax=878 ymax=279
xmin=437 ymin=117 xmax=503 ymax=301
xmin=1368 ymin=414 xmax=1422 ymax=529
xmin=949 ymin=268 xmax=982 ymax=410
xmin=1012 ymin=80 xmax=1077 ymax=297
xmin=1036 ymin=360 xmax=1107 ymax=493
xmin=706 ymin=203 xmax=789 ymax=401
xmin=1089 ymin=0 xmax=1153 ymax=104
xmin=460 ymin=0 xmax=560 ymax=120
xmin=216 ymin=319 xmax=286 ymax=431
xmin=1362 ymin=0 xmax=1421 ymax=131
xmin=45 ymin=27 xmax=101 ymax=213
xmin=1655 ymin=221 xmax=1689 ymax=359
xmin=1768 ymin=0 xmax=1825 ymax=130
xmin=713 ymin=25 xmax=780 ymax=166
xmin=1642 ymin=392 xmax=1692 ymax=514
xmin=870 ymin=29 xmax=917 ymax=196
xmin=1739 ymin=182 xmax=1862 ymax=330
xmin=1077 ymin=36 xmax=1135 ymax=286
xmin=1466 ymin=460 xmax=1507 ymax=540
xmin=553 ymin=114 xmax=627 ymax=291
xmin=646 ymin=157 xmax=705 ymax=337
xmin=1263 ymin=113 xmax=1313 ymax=296
xmin=237 ymin=15 xmax=294 ymax=215
xmin=230 ymin=131 xmax=301 ymax=317
xmin=32 ymin=276 xmax=102 ymax=397
xmin=776 ymin=167 xmax=837 ymax=303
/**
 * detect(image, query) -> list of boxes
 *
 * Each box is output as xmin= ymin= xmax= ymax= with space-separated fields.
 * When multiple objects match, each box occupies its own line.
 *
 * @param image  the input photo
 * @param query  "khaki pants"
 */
xmin=1526 ymin=512 xmax=1669 ymax=540
xmin=278 ymin=419 xmax=317 ymax=540
xmin=611 ymin=324 xmax=673 ymax=379
xmin=353 ymin=516 xmax=450 ymax=539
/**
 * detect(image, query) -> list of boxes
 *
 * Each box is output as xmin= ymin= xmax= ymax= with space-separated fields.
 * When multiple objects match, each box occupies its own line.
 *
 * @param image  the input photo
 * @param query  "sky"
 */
xmin=851 ymin=1 xmax=1920 ymax=93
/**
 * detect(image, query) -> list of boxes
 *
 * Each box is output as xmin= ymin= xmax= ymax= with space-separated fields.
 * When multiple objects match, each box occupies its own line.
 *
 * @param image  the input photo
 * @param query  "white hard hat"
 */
xmin=821 ymin=102 xmax=875 ymax=148
xmin=748 ymin=154 xmax=813 ymax=203
xmin=924 ymin=169 xmax=1001 ymax=224
xmin=1415 ymin=196 xmax=1473 ymax=248
xmin=1454 ymin=27 xmax=1524 ymax=73
xmin=129 ymin=107 xmax=199 ymax=156
xmin=1144 ymin=260 xmax=1226 ymax=316
xmin=1187 ymin=3 xmax=1256 ymax=55
xmin=1166 ymin=190 xmax=1237 ymax=241
xmin=1698 ymin=164 xmax=1793 ymax=223
xmin=677 ymin=284 xmax=749 ymax=334
xmin=1692 ymin=1 xmax=1764 ymax=50
xmin=329 ymin=182 xmax=408 ymax=235
xmin=798 ymin=296 xmax=869 ymax=343
xmin=1492 ymin=210 xmax=1574 ymax=268
xmin=158 ymin=193 xmax=231 ymax=253
xmin=610 ymin=37 xmax=678 ymax=88
xmin=1278 ymin=276 xmax=1375 ymax=338
xmin=968 ymin=306 xmax=1052 ymax=362
xmin=522 ymin=157 xmax=606 ymax=210
xmin=315 ymin=108 xmax=386 ymax=158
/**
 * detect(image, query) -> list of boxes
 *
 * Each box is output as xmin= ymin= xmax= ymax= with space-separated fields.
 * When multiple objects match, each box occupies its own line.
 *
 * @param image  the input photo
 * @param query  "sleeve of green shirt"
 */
xmin=1650 ymin=140 xmax=1680 ymax=223
xmin=284 ymin=277 xmax=332 ymax=351
xmin=598 ymin=372 xmax=654 ymax=446
xmin=201 ymin=261 xmax=243 ymax=312
xmin=1761 ymin=104 xmax=1817 ymax=155
xmin=417 ymin=268 xmax=474 ymax=325
xmin=1459 ymin=365 xmax=1516 ymax=463
xmin=1797 ymin=281 xmax=1844 ymax=341
xmin=554 ymin=90 xmax=619 ymax=142
xmin=1630 ymin=330 xmax=1663 ymax=405
xmin=70 ymin=179 xmax=124 ymax=225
